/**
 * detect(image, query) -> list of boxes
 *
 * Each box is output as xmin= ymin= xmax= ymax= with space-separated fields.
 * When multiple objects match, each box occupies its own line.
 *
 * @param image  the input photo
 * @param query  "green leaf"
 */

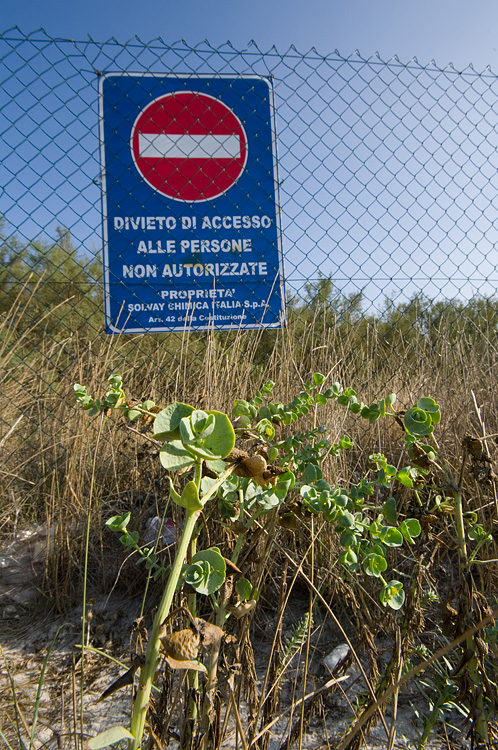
xmin=380 ymin=580 xmax=405 ymax=610
xmin=86 ymin=726 xmax=134 ymax=749
xmin=233 ymin=399 xmax=252 ymax=416
xmin=106 ymin=512 xmax=130 ymax=532
xmin=363 ymin=553 xmax=388 ymax=577
xmin=182 ymin=442 xmax=219 ymax=461
xmin=369 ymin=519 xmax=383 ymax=539
xmin=379 ymin=526 xmax=404 ymax=547
xmin=340 ymin=529 xmax=357 ymax=548
xmin=257 ymin=405 xmax=272 ymax=421
xmin=236 ymin=577 xmax=254 ymax=601
xmin=125 ymin=408 xmax=142 ymax=421
xmin=153 ymin=403 xmax=194 ymax=441
xmin=301 ymin=463 xmax=322 ymax=484
xmin=191 ymin=410 xmax=215 ymax=437
xmin=403 ymin=407 xmax=433 ymax=437
xmin=337 ymin=511 xmax=355 ymax=529
xmin=381 ymin=498 xmax=397 ymax=525
xmin=168 ymin=477 xmax=182 ymax=504
xmin=255 ymin=418 xmax=275 ymax=440
xmin=399 ymin=518 xmax=422 ymax=544
xmin=184 ymin=547 xmax=226 ymax=595
xmin=178 ymin=416 xmax=197 ymax=444
xmin=339 ymin=547 xmax=358 ymax=570
xmin=256 ymin=471 xmax=295 ymax=511
xmin=174 ymin=481 xmax=203 ymax=511
xmin=396 ymin=468 xmax=414 ymax=487
xmin=300 ymin=485 xmax=320 ymax=514
xmin=180 ymin=411 xmax=216 ymax=445
xmin=200 ymin=410 xmax=235 ymax=458
xmin=334 ymin=492 xmax=350 ymax=508
xmin=234 ymin=414 xmax=252 ymax=429
xmin=268 ymin=446 xmax=279 ymax=462
xmin=339 ymin=434 xmax=354 ymax=450
xmin=467 ymin=524 xmax=492 ymax=542
xmin=416 ymin=397 xmax=441 ymax=425
xmin=370 ymin=543 xmax=386 ymax=556
xmin=159 ymin=441 xmax=196 ymax=472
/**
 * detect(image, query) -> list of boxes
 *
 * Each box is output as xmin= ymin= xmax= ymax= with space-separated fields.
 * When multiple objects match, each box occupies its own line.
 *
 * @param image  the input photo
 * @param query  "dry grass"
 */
xmin=1 ymin=299 xmax=498 ymax=749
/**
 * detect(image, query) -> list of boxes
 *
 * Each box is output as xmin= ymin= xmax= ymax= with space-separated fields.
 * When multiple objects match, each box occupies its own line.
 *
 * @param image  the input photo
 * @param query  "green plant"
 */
xmin=410 ymin=656 xmax=467 ymax=750
xmin=75 ymin=374 xmax=496 ymax=749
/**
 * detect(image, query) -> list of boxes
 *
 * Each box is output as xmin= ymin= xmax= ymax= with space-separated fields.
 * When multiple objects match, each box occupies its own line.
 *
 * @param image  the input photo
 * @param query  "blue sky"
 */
xmin=3 ymin=1 xmax=498 ymax=315
xmin=3 ymin=0 xmax=498 ymax=73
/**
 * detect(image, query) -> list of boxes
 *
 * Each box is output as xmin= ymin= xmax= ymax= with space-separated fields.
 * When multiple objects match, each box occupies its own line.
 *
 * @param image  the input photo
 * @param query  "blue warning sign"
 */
xmin=98 ymin=73 xmax=286 ymax=332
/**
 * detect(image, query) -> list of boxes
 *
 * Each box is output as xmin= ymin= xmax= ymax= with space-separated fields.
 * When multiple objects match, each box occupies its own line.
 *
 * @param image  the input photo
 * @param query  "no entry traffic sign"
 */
xmin=99 ymin=74 xmax=286 ymax=334
xmin=130 ymin=91 xmax=248 ymax=202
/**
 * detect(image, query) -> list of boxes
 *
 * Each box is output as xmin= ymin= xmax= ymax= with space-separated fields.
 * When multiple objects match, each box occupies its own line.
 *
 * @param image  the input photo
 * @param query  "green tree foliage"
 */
xmin=0 ymin=221 xmax=103 ymax=341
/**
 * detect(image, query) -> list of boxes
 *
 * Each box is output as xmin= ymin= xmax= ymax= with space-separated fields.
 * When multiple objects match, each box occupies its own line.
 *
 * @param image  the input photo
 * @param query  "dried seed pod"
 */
xmin=252 ymin=464 xmax=287 ymax=487
xmin=420 ymin=514 xmax=439 ymax=530
xmin=160 ymin=628 xmax=201 ymax=661
xmin=232 ymin=454 xmax=267 ymax=479
xmin=226 ymin=447 xmax=250 ymax=462
xmin=253 ymin=443 xmax=270 ymax=461
xmin=252 ymin=471 xmax=275 ymax=487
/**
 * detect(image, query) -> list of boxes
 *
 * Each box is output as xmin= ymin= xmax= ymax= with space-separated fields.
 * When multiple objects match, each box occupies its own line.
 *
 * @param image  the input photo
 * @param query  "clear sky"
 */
xmin=3 ymin=1 xmax=498 ymax=315
xmin=3 ymin=0 xmax=498 ymax=73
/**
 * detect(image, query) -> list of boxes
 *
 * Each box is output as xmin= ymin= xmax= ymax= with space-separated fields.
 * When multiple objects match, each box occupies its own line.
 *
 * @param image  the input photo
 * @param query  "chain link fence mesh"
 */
xmin=2 ymin=28 xmax=498 ymax=520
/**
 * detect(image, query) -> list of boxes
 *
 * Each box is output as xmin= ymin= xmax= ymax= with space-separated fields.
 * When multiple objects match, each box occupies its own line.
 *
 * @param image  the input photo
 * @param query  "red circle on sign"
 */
xmin=130 ymin=91 xmax=248 ymax=202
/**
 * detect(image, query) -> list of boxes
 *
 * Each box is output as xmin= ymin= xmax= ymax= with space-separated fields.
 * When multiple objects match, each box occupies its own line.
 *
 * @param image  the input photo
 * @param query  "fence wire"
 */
xmin=2 ymin=28 xmax=498 ymax=499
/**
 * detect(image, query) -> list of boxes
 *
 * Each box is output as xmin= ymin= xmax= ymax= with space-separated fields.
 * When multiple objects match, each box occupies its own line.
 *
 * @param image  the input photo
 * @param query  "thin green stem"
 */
xmin=129 ymin=462 xmax=234 ymax=749
xmin=184 ymin=462 xmax=202 ymax=750
xmin=80 ymin=412 xmax=105 ymax=748
xmin=450 ymin=488 xmax=468 ymax=568
xmin=129 ymin=507 xmax=200 ymax=750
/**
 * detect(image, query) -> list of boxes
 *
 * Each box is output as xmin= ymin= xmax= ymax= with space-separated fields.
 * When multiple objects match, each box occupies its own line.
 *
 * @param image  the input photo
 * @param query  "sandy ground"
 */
xmin=0 ymin=527 xmax=468 ymax=750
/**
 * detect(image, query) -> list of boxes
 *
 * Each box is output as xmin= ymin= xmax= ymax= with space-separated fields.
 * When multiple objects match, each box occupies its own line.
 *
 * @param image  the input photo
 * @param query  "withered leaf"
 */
xmin=223 ymin=558 xmax=243 ymax=577
xmin=194 ymin=618 xmax=224 ymax=648
xmin=228 ymin=600 xmax=257 ymax=619
xmin=278 ymin=512 xmax=299 ymax=530
xmin=96 ymin=655 xmax=144 ymax=703
xmin=462 ymin=435 xmax=491 ymax=463
xmin=164 ymin=655 xmax=207 ymax=673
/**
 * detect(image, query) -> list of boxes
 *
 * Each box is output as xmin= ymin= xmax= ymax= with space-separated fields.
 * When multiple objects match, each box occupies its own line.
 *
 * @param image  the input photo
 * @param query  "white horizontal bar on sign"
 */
xmin=138 ymin=133 xmax=241 ymax=159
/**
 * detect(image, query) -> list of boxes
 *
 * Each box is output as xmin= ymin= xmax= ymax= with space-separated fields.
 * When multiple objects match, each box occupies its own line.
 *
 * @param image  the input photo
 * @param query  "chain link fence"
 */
xmin=2 ymin=28 xmax=498 ymax=511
